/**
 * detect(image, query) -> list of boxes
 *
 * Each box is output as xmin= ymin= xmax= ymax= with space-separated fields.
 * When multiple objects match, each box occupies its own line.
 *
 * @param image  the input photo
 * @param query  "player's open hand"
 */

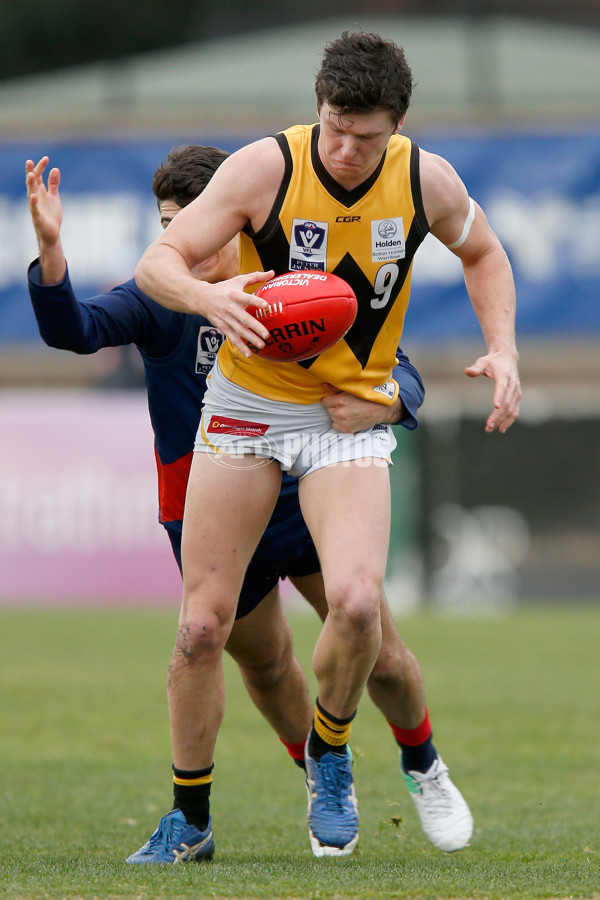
xmin=26 ymin=157 xmax=62 ymax=247
xmin=465 ymin=350 xmax=522 ymax=433
xmin=202 ymin=270 xmax=273 ymax=358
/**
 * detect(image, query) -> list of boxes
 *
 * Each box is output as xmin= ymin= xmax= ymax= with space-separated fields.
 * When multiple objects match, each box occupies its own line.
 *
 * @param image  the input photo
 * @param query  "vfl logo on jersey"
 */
xmin=196 ymin=326 xmax=224 ymax=374
xmin=371 ymin=217 xmax=406 ymax=262
xmin=289 ymin=218 xmax=328 ymax=271
xmin=207 ymin=416 xmax=269 ymax=436
xmin=372 ymin=380 xmax=397 ymax=401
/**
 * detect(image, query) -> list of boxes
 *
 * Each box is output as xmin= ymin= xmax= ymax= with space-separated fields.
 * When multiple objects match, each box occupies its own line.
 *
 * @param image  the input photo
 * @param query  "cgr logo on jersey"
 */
xmin=289 ymin=218 xmax=328 ymax=271
xmin=196 ymin=326 xmax=224 ymax=374
xmin=371 ymin=217 xmax=406 ymax=262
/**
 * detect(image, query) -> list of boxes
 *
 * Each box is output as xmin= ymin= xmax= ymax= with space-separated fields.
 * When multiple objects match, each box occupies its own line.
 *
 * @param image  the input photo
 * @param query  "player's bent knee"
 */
xmin=174 ymin=608 xmax=232 ymax=662
xmin=326 ymin=578 xmax=382 ymax=636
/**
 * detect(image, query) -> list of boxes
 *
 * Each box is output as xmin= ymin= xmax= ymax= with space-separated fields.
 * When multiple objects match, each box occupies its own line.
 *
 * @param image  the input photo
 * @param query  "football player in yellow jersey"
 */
xmin=134 ymin=31 xmax=521 ymax=859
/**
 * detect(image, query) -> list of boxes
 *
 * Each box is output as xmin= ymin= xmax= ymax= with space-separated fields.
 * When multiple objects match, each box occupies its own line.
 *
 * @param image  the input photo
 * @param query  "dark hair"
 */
xmin=152 ymin=144 xmax=229 ymax=208
xmin=315 ymin=31 xmax=413 ymax=125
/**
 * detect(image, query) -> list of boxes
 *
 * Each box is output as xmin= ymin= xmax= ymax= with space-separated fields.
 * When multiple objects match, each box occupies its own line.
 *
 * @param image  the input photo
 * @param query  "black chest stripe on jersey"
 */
xmin=409 ymin=142 xmax=430 ymax=239
xmin=243 ymin=133 xmax=294 ymax=242
xmin=253 ymin=220 xmax=291 ymax=276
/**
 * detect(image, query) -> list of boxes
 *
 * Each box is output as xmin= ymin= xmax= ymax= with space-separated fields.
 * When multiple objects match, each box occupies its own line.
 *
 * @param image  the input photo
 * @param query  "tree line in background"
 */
xmin=1 ymin=0 xmax=597 ymax=82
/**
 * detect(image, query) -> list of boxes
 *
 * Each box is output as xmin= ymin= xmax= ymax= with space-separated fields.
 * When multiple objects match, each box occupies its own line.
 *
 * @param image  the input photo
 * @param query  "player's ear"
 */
xmin=395 ymin=114 xmax=406 ymax=134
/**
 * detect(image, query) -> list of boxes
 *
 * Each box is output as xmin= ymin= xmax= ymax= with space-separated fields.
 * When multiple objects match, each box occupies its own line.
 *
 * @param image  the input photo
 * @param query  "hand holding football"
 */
xmin=245 ymin=271 xmax=357 ymax=362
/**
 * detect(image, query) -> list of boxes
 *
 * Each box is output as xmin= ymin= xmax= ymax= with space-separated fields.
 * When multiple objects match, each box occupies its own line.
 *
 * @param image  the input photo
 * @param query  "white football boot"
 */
xmin=402 ymin=755 xmax=473 ymax=852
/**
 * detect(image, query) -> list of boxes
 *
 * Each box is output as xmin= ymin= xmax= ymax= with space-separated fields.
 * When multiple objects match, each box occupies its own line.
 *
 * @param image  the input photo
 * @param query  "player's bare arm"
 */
xmin=25 ymin=157 xmax=67 ymax=285
xmin=420 ymin=150 xmax=521 ymax=433
xmin=135 ymin=140 xmax=284 ymax=354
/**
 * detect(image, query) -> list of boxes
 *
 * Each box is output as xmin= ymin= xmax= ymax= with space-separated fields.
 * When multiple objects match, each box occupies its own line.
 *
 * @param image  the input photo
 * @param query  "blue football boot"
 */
xmin=126 ymin=809 xmax=215 ymax=863
xmin=305 ymin=746 xmax=359 ymax=857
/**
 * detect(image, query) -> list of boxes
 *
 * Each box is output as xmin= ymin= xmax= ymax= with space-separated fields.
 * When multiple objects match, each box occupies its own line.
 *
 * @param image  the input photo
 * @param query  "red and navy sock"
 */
xmin=279 ymin=736 xmax=307 ymax=770
xmin=307 ymin=698 xmax=356 ymax=760
xmin=388 ymin=708 xmax=438 ymax=774
xmin=172 ymin=763 xmax=213 ymax=832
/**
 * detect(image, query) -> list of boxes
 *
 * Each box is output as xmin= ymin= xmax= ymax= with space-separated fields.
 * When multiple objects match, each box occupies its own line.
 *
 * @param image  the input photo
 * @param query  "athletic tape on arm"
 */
xmin=446 ymin=197 xmax=475 ymax=250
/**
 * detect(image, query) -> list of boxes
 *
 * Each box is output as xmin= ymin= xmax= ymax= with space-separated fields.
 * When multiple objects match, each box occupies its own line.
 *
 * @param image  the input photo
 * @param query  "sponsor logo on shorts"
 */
xmin=207 ymin=416 xmax=269 ymax=436
xmin=371 ymin=423 xmax=390 ymax=442
xmin=371 ymin=217 xmax=406 ymax=262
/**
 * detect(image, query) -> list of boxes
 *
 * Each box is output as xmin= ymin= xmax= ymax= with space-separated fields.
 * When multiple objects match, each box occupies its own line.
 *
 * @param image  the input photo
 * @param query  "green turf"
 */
xmin=1 ymin=605 xmax=599 ymax=899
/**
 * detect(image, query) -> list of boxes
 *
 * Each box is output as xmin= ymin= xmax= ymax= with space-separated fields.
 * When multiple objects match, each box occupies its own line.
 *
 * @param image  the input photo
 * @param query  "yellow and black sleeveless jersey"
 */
xmin=217 ymin=123 xmax=430 ymax=405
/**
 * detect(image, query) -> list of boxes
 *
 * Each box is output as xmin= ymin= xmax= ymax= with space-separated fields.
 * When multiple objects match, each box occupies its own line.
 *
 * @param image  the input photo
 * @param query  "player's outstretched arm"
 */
xmin=26 ymin=155 xmax=167 ymax=355
xmin=25 ymin=157 xmax=67 ymax=285
xmin=421 ymin=150 xmax=521 ymax=433
xmin=459 ymin=223 xmax=521 ymax=433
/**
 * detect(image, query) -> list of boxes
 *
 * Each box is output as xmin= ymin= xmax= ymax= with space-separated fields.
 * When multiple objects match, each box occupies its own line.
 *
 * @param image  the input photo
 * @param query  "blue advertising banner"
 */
xmin=1 ymin=128 xmax=599 ymax=343
xmin=408 ymin=129 xmax=600 ymax=341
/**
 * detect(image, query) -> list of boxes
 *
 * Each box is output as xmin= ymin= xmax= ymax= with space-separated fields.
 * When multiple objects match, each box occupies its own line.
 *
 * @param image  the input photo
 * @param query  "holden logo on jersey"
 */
xmin=196 ymin=326 xmax=224 ymax=374
xmin=378 ymin=220 xmax=397 ymax=239
xmin=371 ymin=217 xmax=406 ymax=262
xmin=289 ymin=218 xmax=328 ymax=271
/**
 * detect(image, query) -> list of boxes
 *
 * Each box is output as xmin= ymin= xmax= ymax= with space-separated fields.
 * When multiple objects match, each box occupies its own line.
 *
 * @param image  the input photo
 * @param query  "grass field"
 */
xmin=1 ymin=605 xmax=599 ymax=900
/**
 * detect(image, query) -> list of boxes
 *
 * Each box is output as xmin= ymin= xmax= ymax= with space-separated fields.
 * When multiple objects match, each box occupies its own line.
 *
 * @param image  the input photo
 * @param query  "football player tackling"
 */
xmin=27 ymin=142 xmax=472 ymax=862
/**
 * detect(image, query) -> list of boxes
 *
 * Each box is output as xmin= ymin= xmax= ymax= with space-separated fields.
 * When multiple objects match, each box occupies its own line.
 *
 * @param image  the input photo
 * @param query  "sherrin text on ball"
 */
xmin=245 ymin=271 xmax=357 ymax=362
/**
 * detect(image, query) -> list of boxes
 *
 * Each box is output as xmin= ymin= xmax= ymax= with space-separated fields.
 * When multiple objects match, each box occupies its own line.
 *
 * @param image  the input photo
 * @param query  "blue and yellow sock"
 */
xmin=307 ymin=698 xmax=356 ymax=760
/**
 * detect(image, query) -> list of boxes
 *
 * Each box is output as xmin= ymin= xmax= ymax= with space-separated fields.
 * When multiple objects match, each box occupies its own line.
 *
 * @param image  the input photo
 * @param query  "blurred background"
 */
xmin=1 ymin=1 xmax=599 ymax=612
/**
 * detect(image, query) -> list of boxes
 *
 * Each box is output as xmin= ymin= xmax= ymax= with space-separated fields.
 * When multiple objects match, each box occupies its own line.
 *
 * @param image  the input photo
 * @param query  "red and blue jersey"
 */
xmin=27 ymin=259 xmax=424 ymax=614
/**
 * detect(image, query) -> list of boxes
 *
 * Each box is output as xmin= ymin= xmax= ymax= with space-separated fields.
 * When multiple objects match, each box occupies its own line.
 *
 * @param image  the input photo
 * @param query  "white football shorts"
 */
xmin=195 ymin=361 xmax=397 ymax=479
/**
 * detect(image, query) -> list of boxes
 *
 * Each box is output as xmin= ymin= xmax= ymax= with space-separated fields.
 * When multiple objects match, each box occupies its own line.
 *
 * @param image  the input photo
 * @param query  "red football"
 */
xmin=246 ymin=271 xmax=357 ymax=362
